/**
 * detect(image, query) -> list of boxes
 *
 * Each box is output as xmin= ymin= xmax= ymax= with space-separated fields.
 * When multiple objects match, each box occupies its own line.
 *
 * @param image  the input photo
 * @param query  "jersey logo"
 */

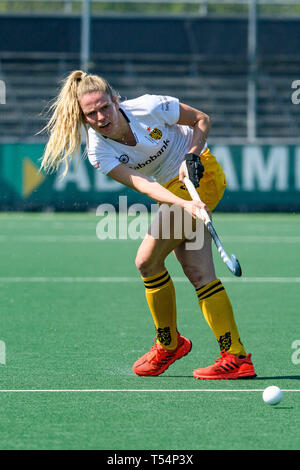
xmin=149 ymin=128 xmax=162 ymax=140
xmin=118 ymin=154 xmax=129 ymax=164
xmin=93 ymin=162 xmax=101 ymax=169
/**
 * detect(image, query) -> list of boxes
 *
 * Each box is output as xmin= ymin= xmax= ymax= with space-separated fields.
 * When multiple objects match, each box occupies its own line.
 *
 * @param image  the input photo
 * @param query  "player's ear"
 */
xmin=80 ymin=108 xmax=87 ymax=123
xmin=112 ymin=95 xmax=119 ymax=109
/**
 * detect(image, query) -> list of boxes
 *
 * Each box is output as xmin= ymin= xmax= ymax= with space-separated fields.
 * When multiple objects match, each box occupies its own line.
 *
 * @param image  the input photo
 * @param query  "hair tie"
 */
xmin=76 ymin=72 xmax=87 ymax=83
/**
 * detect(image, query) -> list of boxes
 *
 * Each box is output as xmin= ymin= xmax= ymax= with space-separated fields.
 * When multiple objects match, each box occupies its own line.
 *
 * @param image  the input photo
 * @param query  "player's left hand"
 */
xmin=179 ymin=154 xmax=204 ymax=188
xmin=182 ymin=199 xmax=211 ymax=222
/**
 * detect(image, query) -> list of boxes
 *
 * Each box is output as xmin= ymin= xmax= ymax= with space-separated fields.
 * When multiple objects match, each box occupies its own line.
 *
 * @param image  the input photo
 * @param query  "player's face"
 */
xmin=80 ymin=91 xmax=120 ymax=137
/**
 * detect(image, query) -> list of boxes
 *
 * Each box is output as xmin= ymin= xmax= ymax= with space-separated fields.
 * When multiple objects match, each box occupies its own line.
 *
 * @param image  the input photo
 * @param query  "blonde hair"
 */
xmin=40 ymin=70 xmax=118 ymax=177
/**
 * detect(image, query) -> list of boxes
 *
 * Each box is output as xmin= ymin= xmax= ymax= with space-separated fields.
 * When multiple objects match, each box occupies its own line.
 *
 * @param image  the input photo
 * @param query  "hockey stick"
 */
xmin=183 ymin=164 xmax=242 ymax=277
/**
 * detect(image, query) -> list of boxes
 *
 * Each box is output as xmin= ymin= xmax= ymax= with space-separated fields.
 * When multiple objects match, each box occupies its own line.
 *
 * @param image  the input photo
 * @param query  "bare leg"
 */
xmin=173 ymin=226 xmax=216 ymax=289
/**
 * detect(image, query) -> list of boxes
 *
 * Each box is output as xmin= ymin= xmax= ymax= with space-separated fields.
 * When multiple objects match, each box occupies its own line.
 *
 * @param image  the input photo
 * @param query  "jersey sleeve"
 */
xmin=143 ymin=94 xmax=180 ymax=126
xmin=87 ymin=130 xmax=120 ymax=175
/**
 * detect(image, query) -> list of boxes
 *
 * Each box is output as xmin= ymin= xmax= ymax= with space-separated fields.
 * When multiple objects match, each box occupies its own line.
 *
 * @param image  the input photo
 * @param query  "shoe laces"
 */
xmin=146 ymin=344 xmax=158 ymax=361
xmin=148 ymin=340 xmax=175 ymax=363
xmin=214 ymin=350 xmax=230 ymax=365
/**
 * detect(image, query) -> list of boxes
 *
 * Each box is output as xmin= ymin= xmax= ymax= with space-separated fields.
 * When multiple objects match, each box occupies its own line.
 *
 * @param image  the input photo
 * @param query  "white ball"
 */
xmin=262 ymin=386 xmax=282 ymax=405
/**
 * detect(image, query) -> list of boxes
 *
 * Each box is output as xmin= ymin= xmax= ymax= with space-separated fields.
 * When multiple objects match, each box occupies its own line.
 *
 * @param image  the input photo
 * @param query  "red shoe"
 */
xmin=193 ymin=351 xmax=257 ymax=380
xmin=133 ymin=334 xmax=192 ymax=377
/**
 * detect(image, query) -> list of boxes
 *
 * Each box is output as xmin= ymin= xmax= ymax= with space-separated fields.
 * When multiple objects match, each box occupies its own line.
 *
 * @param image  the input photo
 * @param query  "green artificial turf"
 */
xmin=0 ymin=212 xmax=299 ymax=450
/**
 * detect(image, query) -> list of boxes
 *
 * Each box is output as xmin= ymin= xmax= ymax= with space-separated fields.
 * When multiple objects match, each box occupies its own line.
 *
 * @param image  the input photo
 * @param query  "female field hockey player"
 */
xmin=40 ymin=70 xmax=256 ymax=379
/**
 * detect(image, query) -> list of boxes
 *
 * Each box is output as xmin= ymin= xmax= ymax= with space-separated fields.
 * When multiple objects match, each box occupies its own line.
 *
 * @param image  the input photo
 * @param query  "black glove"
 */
xmin=184 ymin=153 xmax=204 ymax=188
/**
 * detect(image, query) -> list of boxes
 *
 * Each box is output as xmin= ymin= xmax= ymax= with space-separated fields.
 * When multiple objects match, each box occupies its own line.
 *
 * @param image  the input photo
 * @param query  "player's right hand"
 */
xmin=182 ymin=154 xmax=204 ymax=188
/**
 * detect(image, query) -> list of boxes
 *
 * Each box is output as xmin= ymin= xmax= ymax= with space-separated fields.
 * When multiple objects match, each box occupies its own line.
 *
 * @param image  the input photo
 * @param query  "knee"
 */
xmin=180 ymin=263 xmax=215 ymax=290
xmin=135 ymin=252 xmax=150 ymax=274
xmin=135 ymin=253 xmax=164 ymax=278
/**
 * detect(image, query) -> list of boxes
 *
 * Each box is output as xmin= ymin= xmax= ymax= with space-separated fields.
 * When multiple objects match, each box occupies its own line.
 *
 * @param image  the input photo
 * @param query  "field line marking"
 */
xmin=0 ymin=235 xmax=299 ymax=243
xmin=0 ymin=389 xmax=299 ymax=393
xmin=0 ymin=277 xmax=300 ymax=283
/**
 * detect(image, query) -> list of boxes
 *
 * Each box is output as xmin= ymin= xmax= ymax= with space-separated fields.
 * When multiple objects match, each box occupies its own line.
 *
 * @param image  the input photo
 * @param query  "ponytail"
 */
xmin=39 ymin=70 xmax=118 ymax=177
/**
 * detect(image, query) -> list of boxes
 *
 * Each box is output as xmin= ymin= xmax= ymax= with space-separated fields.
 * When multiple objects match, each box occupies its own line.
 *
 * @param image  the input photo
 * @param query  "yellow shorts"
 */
xmin=163 ymin=147 xmax=227 ymax=212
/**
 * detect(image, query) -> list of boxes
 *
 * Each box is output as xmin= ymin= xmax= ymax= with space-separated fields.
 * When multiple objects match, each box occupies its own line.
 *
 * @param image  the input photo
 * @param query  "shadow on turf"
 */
xmin=252 ymin=375 xmax=300 ymax=381
xmin=161 ymin=375 xmax=300 ymax=380
xmin=273 ymin=407 xmax=294 ymax=410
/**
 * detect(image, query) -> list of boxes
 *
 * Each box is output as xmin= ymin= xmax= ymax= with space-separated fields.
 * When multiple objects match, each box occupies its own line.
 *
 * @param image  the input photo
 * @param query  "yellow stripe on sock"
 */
xmin=196 ymin=279 xmax=224 ymax=300
xmin=143 ymin=270 xmax=170 ymax=290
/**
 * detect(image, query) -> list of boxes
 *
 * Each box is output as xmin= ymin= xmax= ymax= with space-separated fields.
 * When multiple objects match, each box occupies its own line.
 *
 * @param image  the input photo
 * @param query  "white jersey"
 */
xmin=87 ymin=94 xmax=207 ymax=185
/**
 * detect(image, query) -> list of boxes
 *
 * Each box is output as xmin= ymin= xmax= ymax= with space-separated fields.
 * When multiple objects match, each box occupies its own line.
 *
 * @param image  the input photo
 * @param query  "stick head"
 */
xmin=230 ymin=255 xmax=242 ymax=277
